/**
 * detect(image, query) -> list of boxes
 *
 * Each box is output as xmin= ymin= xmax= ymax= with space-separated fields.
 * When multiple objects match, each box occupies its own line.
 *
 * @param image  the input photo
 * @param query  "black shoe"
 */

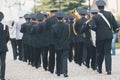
xmin=1 ymin=78 xmax=5 ymax=80
xmin=107 ymin=71 xmax=111 ymax=75
xmin=57 ymin=74 xmax=60 ymax=76
xmin=97 ymin=69 xmax=102 ymax=74
xmin=64 ymin=74 xmax=68 ymax=77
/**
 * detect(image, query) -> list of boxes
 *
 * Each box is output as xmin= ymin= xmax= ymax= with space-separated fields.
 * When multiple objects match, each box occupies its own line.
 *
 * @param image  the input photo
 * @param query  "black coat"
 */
xmin=90 ymin=10 xmax=119 ymax=41
xmin=0 ymin=23 xmax=9 ymax=52
xmin=46 ymin=16 xmax=58 ymax=45
xmin=20 ymin=22 xmax=32 ymax=45
xmin=31 ymin=22 xmax=49 ymax=48
xmin=74 ymin=17 xmax=88 ymax=43
xmin=52 ymin=22 xmax=70 ymax=50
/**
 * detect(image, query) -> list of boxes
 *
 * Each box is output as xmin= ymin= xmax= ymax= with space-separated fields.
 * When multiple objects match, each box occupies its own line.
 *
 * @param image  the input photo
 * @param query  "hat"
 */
xmin=36 ymin=13 xmax=44 ymax=21
xmin=50 ymin=9 xmax=58 ymax=13
xmin=30 ymin=14 xmax=36 ymax=19
xmin=90 ymin=9 xmax=98 ymax=14
xmin=68 ymin=14 xmax=74 ymax=20
xmin=55 ymin=11 xmax=64 ymax=18
xmin=96 ymin=0 xmax=106 ymax=6
xmin=78 ymin=9 xmax=87 ymax=15
xmin=0 ymin=12 xmax=4 ymax=21
xmin=64 ymin=14 xmax=69 ymax=19
xmin=24 ymin=14 xmax=31 ymax=19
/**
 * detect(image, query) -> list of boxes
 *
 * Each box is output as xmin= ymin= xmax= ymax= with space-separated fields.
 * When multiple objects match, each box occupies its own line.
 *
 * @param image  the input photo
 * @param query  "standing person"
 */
xmin=0 ymin=11 xmax=9 ymax=80
xmin=74 ymin=9 xmax=88 ymax=66
xmin=9 ymin=21 xmax=17 ymax=60
xmin=15 ymin=15 xmax=25 ymax=61
xmin=46 ymin=10 xmax=58 ymax=73
xmin=90 ymin=0 xmax=119 ymax=75
xmin=53 ymin=11 xmax=70 ymax=77
xmin=111 ymin=32 xmax=118 ymax=55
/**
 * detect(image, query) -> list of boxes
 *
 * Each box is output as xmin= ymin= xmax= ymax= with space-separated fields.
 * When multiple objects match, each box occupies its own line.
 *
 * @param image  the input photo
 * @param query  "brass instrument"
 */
xmin=71 ymin=9 xmax=81 ymax=20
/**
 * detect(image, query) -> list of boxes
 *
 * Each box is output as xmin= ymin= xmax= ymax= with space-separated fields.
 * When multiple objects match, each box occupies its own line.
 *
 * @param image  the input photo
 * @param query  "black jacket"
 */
xmin=0 ymin=23 xmax=9 ymax=52
xmin=53 ymin=22 xmax=70 ymax=50
xmin=90 ymin=10 xmax=119 ymax=41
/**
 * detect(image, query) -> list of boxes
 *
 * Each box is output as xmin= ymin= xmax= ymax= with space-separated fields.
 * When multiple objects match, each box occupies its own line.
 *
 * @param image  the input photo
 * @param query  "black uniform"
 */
xmin=74 ymin=16 xmax=87 ymax=65
xmin=90 ymin=0 xmax=119 ymax=74
xmin=46 ymin=16 xmax=58 ymax=73
xmin=0 ymin=12 xmax=9 ymax=80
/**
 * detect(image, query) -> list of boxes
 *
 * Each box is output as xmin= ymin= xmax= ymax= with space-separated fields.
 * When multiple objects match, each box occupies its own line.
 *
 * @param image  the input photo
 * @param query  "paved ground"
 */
xmin=5 ymin=42 xmax=120 ymax=80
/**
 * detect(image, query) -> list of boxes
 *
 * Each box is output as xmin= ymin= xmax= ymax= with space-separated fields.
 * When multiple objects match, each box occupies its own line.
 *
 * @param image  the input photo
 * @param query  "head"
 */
xmin=96 ymin=0 xmax=106 ymax=11
xmin=36 ymin=13 xmax=44 ymax=23
xmin=0 ymin=12 xmax=4 ymax=22
xmin=55 ymin=11 xmax=64 ymax=22
xmin=24 ymin=14 xmax=30 ymax=22
xmin=50 ymin=9 xmax=58 ymax=17
xmin=78 ymin=9 xmax=87 ymax=17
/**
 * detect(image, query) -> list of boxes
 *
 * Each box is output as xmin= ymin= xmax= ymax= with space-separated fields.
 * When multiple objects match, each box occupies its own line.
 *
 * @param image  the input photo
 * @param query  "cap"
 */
xmin=55 ymin=11 xmax=64 ymax=18
xmin=50 ymin=9 xmax=58 ymax=13
xmin=36 ymin=13 xmax=44 ymax=21
xmin=77 ymin=9 xmax=87 ymax=15
xmin=30 ymin=14 xmax=36 ymax=19
xmin=0 ymin=12 xmax=4 ymax=21
xmin=68 ymin=14 xmax=74 ymax=20
xmin=64 ymin=14 xmax=69 ymax=20
xmin=90 ymin=9 xmax=98 ymax=14
xmin=24 ymin=14 xmax=31 ymax=19
xmin=96 ymin=0 xmax=106 ymax=6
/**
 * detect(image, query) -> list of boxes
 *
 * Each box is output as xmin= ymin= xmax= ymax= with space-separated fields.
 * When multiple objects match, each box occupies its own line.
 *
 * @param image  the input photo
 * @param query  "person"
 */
xmin=0 ymin=11 xmax=9 ymax=80
xmin=8 ymin=21 xmax=17 ymax=60
xmin=111 ymin=32 xmax=117 ymax=55
xmin=89 ymin=0 xmax=119 ymax=75
xmin=74 ymin=9 xmax=88 ymax=66
xmin=14 ymin=15 xmax=25 ymax=60
xmin=45 ymin=9 xmax=58 ymax=73
xmin=52 ymin=11 xmax=70 ymax=77
xmin=81 ymin=9 xmax=98 ymax=70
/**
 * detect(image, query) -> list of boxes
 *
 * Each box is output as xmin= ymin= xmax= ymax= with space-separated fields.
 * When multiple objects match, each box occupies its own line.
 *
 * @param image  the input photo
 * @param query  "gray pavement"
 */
xmin=5 ymin=42 xmax=120 ymax=80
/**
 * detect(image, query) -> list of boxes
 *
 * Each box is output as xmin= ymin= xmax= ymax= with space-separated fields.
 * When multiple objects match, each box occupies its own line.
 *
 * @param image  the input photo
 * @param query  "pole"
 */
xmin=89 ymin=0 xmax=91 ymax=11
xmin=34 ymin=0 xmax=36 ymax=13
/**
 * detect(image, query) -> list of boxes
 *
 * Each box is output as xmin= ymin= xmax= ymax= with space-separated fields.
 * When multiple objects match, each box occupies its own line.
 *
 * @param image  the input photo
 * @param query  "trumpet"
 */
xmin=71 ymin=9 xmax=81 ymax=20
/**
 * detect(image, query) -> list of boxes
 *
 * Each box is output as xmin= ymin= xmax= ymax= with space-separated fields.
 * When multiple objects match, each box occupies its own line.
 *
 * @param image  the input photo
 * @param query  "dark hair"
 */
xmin=97 ymin=6 xmax=104 ymax=10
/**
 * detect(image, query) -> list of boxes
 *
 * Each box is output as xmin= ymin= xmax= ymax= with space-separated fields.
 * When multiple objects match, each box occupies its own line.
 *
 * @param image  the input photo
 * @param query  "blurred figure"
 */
xmin=8 ymin=21 xmax=17 ymax=60
xmin=0 ymin=11 xmax=9 ymax=80
xmin=14 ymin=15 xmax=25 ymax=61
xmin=111 ymin=32 xmax=117 ymax=55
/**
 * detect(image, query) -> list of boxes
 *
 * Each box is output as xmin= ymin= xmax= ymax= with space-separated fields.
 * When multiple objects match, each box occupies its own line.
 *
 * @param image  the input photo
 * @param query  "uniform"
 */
xmin=0 ymin=12 xmax=9 ymax=80
xmin=45 ymin=10 xmax=58 ymax=73
xmin=53 ymin=11 xmax=70 ymax=77
xmin=90 ymin=0 xmax=120 ymax=75
xmin=74 ymin=9 xmax=88 ymax=65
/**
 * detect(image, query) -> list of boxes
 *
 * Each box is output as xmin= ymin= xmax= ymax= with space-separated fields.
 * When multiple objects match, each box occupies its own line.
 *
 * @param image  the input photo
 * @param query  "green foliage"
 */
xmin=32 ymin=0 xmax=88 ymax=13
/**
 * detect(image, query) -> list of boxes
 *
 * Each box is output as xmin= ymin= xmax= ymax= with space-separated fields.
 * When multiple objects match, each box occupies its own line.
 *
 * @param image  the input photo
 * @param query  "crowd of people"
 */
xmin=0 ymin=0 xmax=120 ymax=80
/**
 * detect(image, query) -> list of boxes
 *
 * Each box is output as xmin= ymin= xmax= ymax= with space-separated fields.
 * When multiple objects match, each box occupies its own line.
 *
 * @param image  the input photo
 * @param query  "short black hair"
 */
xmin=57 ymin=17 xmax=63 ymax=20
xmin=97 ymin=6 xmax=104 ymax=10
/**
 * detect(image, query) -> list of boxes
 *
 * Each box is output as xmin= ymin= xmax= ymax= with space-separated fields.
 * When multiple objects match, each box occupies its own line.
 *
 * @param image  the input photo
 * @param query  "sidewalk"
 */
xmin=5 ymin=43 xmax=120 ymax=80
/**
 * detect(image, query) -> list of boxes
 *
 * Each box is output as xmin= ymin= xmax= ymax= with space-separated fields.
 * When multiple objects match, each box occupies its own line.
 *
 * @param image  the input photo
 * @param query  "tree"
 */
xmin=32 ymin=0 xmax=88 ymax=13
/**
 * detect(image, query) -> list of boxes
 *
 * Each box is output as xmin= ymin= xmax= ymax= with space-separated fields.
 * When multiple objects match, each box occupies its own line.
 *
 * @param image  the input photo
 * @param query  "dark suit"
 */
xmin=46 ymin=16 xmax=58 ymax=73
xmin=0 ymin=23 xmax=9 ymax=79
xmin=53 ymin=21 xmax=70 ymax=75
xmin=74 ymin=17 xmax=87 ymax=65
xmin=90 ymin=10 xmax=119 ymax=73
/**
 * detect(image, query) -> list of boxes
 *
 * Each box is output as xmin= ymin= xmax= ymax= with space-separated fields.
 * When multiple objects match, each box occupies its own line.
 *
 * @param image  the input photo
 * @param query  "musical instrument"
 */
xmin=71 ymin=9 xmax=81 ymax=20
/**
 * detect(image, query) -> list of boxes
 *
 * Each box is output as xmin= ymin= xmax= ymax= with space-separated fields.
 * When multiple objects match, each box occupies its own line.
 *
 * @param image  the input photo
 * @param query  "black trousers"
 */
xmin=96 ymin=39 xmax=112 ymax=72
xmin=16 ymin=40 xmax=23 ymax=60
xmin=56 ymin=50 xmax=68 ymax=75
xmin=42 ymin=47 xmax=49 ymax=70
xmin=0 ymin=52 xmax=6 ymax=79
xmin=10 ymin=38 xmax=17 ymax=60
xmin=48 ymin=44 xmax=55 ymax=73
xmin=68 ymin=43 xmax=74 ymax=62
xmin=74 ymin=42 xmax=84 ymax=65
xmin=86 ymin=46 xmax=96 ymax=68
